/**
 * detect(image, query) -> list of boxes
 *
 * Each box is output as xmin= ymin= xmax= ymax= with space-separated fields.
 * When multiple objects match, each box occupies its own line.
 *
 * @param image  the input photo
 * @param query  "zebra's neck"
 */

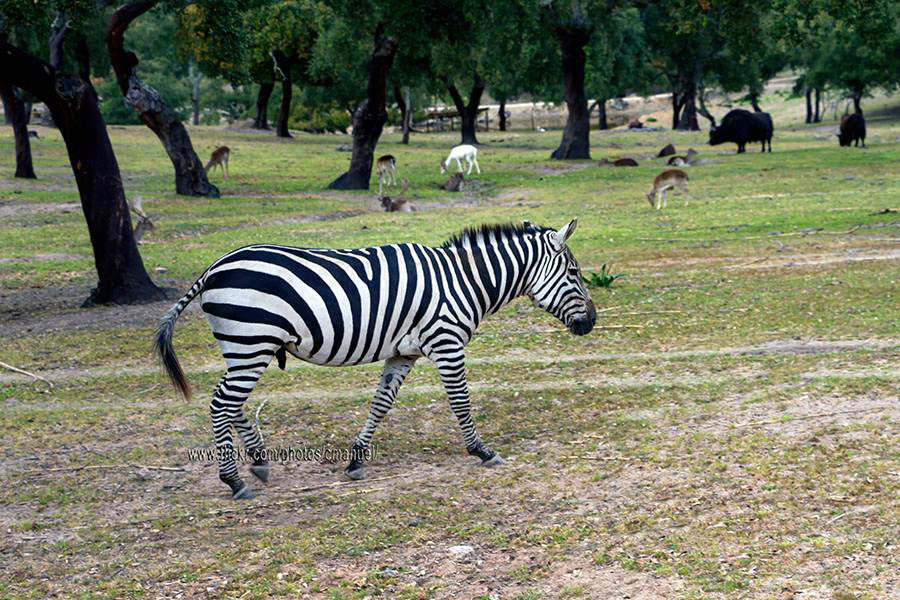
xmin=437 ymin=234 xmax=540 ymax=324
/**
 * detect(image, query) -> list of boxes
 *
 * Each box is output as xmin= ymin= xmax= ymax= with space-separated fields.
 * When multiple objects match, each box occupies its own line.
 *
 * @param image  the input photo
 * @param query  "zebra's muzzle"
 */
xmin=568 ymin=299 xmax=596 ymax=336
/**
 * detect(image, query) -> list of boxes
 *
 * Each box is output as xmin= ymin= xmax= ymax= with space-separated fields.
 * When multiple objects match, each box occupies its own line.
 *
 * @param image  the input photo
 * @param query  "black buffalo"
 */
xmin=708 ymin=109 xmax=773 ymax=153
xmin=838 ymin=113 xmax=866 ymax=147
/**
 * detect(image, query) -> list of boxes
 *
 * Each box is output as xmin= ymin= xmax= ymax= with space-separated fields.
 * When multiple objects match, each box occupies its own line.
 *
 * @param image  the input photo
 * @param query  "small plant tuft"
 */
xmin=582 ymin=264 xmax=625 ymax=289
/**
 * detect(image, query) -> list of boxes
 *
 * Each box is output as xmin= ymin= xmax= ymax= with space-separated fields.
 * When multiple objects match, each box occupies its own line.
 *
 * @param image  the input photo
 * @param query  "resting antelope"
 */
xmin=440 ymin=144 xmax=480 ymax=175
xmin=376 ymin=154 xmax=397 ymax=195
xmin=646 ymin=169 xmax=689 ymax=210
xmin=205 ymin=146 xmax=231 ymax=179
xmin=380 ymin=179 xmax=415 ymax=212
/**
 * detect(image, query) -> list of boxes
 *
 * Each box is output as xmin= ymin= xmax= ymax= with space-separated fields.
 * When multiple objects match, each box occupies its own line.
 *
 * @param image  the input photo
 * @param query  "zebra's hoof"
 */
xmin=481 ymin=454 xmax=506 ymax=468
xmin=345 ymin=466 xmax=365 ymax=481
xmin=250 ymin=464 xmax=270 ymax=483
xmin=232 ymin=484 xmax=257 ymax=500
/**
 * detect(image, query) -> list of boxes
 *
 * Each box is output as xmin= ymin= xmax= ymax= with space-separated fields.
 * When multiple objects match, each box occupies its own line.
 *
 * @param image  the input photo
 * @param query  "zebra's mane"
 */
xmin=440 ymin=222 xmax=548 ymax=250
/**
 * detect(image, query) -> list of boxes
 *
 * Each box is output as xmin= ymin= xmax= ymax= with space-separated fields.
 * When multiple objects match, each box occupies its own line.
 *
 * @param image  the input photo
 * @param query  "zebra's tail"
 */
xmin=154 ymin=277 xmax=205 ymax=401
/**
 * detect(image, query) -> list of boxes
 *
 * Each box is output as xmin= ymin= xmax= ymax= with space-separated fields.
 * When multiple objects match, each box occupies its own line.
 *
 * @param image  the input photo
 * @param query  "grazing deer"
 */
xmin=440 ymin=144 xmax=480 ymax=175
xmin=376 ymin=154 xmax=397 ymax=195
xmin=380 ymin=179 xmax=415 ymax=212
xmin=646 ymin=169 xmax=689 ymax=210
xmin=205 ymin=146 xmax=230 ymax=179
xmin=129 ymin=195 xmax=154 ymax=243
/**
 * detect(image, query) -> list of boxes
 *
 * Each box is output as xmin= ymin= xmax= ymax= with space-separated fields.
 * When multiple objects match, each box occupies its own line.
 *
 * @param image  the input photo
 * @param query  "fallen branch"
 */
xmin=599 ymin=310 xmax=683 ymax=317
xmin=826 ymin=506 xmax=878 ymax=526
xmin=19 ymin=462 xmax=185 ymax=476
xmin=0 ymin=360 xmax=53 ymax=390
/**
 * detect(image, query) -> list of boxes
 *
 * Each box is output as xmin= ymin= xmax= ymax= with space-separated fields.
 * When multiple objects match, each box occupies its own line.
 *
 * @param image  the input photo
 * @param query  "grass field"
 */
xmin=1 ymin=98 xmax=898 ymax=599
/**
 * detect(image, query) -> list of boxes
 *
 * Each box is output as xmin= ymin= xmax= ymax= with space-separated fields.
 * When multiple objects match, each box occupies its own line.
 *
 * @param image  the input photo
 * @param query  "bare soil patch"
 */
xmin=0 ymin=201 xmax=80 ymax=219
xmin=532 ymin=162 xmax=595 ymax=176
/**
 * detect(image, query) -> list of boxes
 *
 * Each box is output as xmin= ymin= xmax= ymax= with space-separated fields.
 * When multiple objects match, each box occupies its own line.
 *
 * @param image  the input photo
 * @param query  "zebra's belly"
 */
xmin=290 ymin=331 xmax=424 ymax=367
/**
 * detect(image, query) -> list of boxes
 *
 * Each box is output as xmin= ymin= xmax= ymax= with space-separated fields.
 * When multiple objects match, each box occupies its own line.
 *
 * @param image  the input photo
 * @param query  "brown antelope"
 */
xmin=380 ymin=179 xmax=415 ymax=212
xmin=205 ymin=146 xmax=231 ymax=179
xmin=129 ymin=195 xmax=154 ymax=243
xmin=376 ymin=154 xmax=397 ymax=195
xmin=647 ymin=169 xmax=689 ymax=210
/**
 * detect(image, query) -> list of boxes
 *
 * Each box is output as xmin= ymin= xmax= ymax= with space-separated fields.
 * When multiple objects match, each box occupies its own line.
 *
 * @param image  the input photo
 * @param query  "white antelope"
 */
xmin=440 ymin=144 xmax=480 ymax=175
xmin=646 ymin=169 xmax=689 ymax=210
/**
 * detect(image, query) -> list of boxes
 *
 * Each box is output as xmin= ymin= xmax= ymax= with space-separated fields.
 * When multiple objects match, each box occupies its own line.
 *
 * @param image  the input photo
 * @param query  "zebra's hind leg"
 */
xmin=211 ymin=357 xmax=273 ymax=500
xmin=345 ymin=356 xmax=417 ymax=480
xmin=431 ymin=349 xmax=505 ymax=468
xmin=234 ymin=410 xmax=269 ymax=484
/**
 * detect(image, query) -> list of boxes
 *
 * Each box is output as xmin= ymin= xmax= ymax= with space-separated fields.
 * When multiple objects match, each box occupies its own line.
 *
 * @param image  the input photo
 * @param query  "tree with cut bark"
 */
xmin=774 ymin=0 xmax=899 ymax=120
xmin=328 ymin=25 xmax=398 ymax=190
xmin=541 ymin=1 xmax=599 ymax=159
xmin=243 ymin=0 xmax=321 ymax=138
xmin=0 ymin=15 xmax=165 ymax=305
xmin=645 ymin=0 xmax=769 ymax=131
xmin=585 ymin=6 xmax=652 ymax=131
xmin=107 ymin=0 xmax=219 ymax=197
xmin=482 ymin=1 xmax=549 ymax=134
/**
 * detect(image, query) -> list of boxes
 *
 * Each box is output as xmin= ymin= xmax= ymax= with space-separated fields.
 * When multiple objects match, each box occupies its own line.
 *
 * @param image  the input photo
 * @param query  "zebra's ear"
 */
xmin=551 ymin=219 xmax=577 ymax=252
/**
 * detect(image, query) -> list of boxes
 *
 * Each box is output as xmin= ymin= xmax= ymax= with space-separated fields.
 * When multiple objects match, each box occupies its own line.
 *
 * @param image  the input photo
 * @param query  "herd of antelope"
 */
xmin=198 ymin=138 xmax=693 ymax=215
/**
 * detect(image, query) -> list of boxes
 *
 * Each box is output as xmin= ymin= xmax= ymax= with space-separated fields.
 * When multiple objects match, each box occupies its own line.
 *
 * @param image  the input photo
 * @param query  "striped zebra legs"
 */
xmin=211 ymin=357 xmax=273 ymax=499
xmin=432 ymin=350 xmax=505 ymax=467
xmin=345 ymin=356 xmax=417 ymax=480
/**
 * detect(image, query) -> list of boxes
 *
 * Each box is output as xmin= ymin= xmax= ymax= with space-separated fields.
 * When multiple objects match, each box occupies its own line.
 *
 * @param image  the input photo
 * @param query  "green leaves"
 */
xmin=582 ymin=264 xmax=624 ymax=289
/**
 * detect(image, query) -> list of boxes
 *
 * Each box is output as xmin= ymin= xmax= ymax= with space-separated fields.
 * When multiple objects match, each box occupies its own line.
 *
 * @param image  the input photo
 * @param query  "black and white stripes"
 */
xmin=155 ymin=220 xmax=596 ymax=499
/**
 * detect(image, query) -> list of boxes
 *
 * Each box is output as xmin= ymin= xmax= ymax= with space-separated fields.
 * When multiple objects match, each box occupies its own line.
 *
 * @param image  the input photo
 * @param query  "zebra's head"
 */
xmin=527 ymin=219 xmax=596 ymax=336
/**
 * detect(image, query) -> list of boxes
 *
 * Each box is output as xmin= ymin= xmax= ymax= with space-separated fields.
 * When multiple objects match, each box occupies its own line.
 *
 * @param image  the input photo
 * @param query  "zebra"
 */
xmin=155 ymin=220 xmax=596 ymax=499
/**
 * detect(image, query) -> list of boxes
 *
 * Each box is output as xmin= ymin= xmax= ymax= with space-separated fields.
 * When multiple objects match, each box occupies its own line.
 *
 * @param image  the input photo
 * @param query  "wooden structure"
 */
xmin=421 ymin=107 xmax=491 ymax=133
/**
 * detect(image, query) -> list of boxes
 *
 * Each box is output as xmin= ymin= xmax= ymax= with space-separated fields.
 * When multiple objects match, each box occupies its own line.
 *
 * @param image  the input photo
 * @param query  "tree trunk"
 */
xmin=40 ymin=11 xmax=69 ymax=128
xmin=393 ymin=84 xmax=409 ymax=144
xmin=551 ymin=23 xmax=592 ymax=159
xmin=749 ymin=92 xmax=761 ymax=112
xmin=697 ymin=87 xmax=717 ymax=129
xmin=851 ymin=88 xmax=863 ymax=115
xmin=328 ymin=26 xmax=398 ymax=190
xmin=596 ymin=98 xmax=608 ymax=130
xmin=0 ymin=82 xmax=37 ymax=179
xmin=1 ymin=39 xmax=165 ymax=305
xmin=272 ymin=51 xmax=295 ymax=138
xmin=189 ymin=58 xmax=201 ymax=126
xmin=74 ymin=34 xmax=91 ymax=82
xmin=253 ymin=82 xmax=273 ymax=129
xmin=499 ymin=99 xmax=507 ymax=131
xmin=813 ymin=88 xmax=821 ymax=122
xmin=402 ymin=87 xmax=411 ymax=144
xmin=446 ymin=74 xmax=485 ymax=146
xmin=675 ymin=80 xmax=699 ymax=131
xmin=805 ymin=87 xmax=812 ymax=124
xmin=107 ymin=0 xmax=218 ymax=198
xmin=276 ymin=63 xmax=293 ymax=138
xmin=672 ymin=92 xmax=683 ymax=130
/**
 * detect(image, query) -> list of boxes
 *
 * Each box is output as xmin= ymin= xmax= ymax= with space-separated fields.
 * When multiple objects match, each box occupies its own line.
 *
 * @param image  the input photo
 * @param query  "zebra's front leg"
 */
xmin=345 ymin=356 xmax=417 ymax=480
xmin=432 ymin=351 xmax=505 ymax=468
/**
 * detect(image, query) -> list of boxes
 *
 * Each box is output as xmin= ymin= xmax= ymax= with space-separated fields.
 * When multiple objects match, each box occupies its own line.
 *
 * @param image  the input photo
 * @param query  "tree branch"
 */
xmin=106 ymin=0 xmax=159 ymax=94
